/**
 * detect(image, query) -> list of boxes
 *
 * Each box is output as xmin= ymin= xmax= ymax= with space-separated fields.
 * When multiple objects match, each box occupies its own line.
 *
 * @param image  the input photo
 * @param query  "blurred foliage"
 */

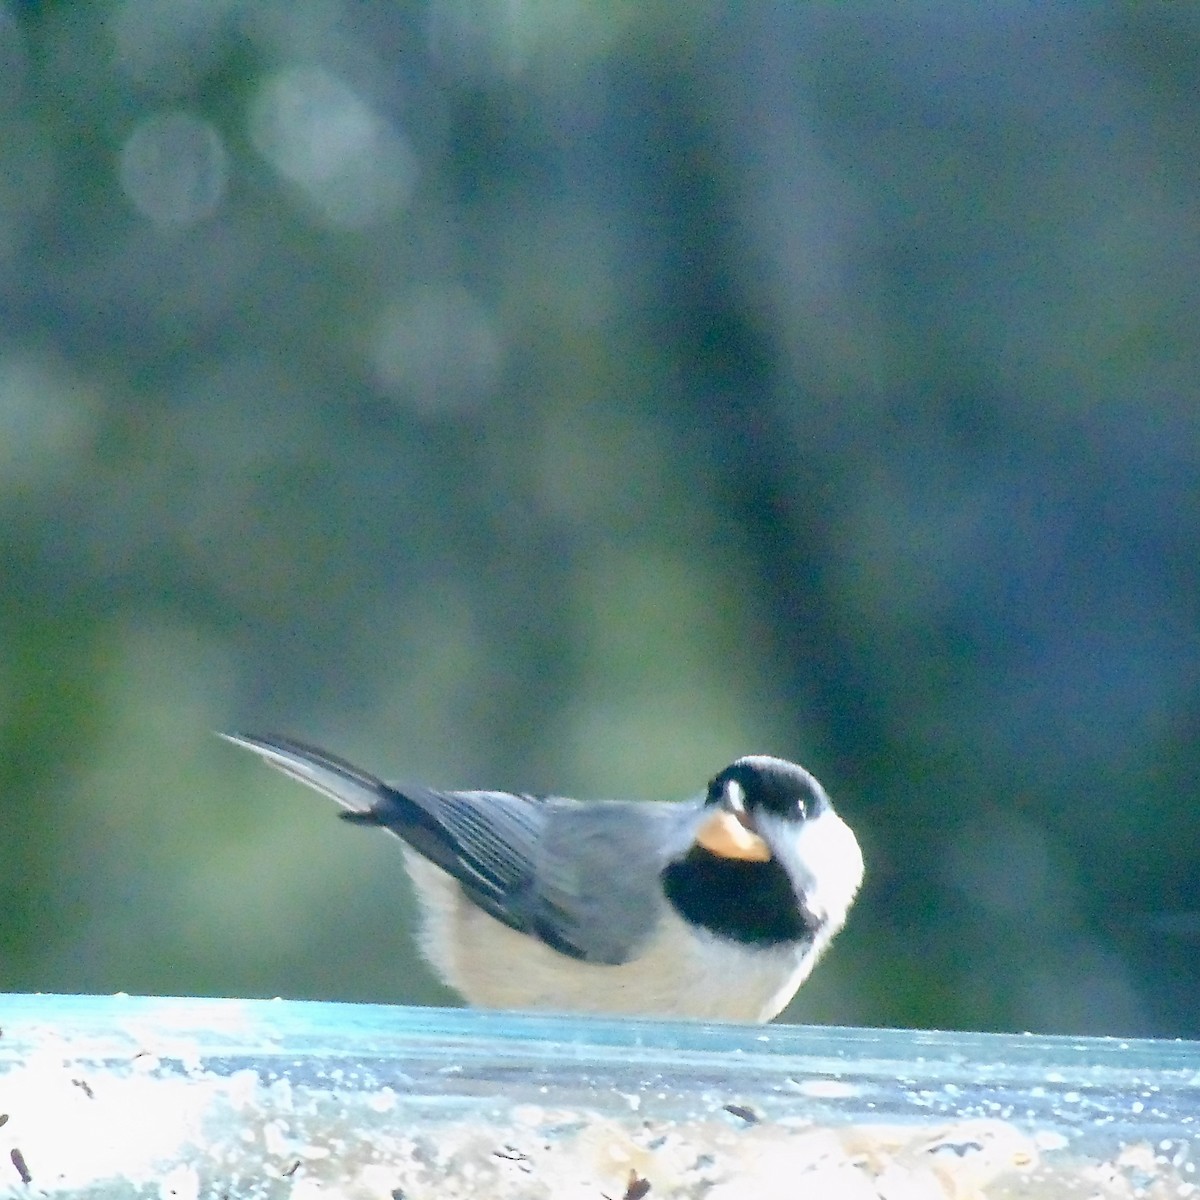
xmin=1 ymin=1 xmax=1198 ymax=1037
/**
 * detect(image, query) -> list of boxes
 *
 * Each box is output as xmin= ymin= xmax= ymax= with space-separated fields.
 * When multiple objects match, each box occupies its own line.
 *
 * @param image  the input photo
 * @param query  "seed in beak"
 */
xmin=695 ymin=809 xmax=771 ymax=862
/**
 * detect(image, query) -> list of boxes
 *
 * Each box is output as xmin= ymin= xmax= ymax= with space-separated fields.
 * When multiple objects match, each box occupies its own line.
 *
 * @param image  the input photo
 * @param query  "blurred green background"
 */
xmin=1 ymin=2 xmax=1197 ymax=1038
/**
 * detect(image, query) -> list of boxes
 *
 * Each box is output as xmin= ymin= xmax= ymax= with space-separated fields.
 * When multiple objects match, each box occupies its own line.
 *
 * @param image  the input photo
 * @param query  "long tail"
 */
xmin=219 ymin=732 xmax=494 ymax=901
xmin=219 ymin=732 xmax=390 ymax=816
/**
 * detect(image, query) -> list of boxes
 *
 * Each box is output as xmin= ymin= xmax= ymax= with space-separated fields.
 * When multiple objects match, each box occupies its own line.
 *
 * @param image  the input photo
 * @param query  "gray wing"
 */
xmin=224 ymin=733 xmax=708 ymax=964
xmin=530 ymin=800 xmax=705 ymax=964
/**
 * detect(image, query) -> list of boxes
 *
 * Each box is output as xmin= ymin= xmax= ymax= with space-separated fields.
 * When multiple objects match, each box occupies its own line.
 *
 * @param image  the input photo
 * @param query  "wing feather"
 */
xmin=224 ymin=733 xmax=706 ymax=964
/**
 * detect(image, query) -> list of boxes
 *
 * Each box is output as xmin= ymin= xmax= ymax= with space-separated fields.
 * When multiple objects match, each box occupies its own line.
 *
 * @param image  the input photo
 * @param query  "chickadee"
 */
xmin=224 ymin=734 xmax=863 ymax=1022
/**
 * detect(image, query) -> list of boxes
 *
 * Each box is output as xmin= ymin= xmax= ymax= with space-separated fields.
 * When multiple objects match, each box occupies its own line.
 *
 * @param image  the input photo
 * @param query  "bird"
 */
xmin=223 ymin=733 xmax=864 ymax=1022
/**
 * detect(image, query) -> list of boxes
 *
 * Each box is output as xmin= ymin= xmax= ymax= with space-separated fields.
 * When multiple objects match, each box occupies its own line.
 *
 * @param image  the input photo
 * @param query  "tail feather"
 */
xmin=220 ymin=732 xmax=388 ymax=816
xmin=221 ymin=731 xmax=499 ymax=903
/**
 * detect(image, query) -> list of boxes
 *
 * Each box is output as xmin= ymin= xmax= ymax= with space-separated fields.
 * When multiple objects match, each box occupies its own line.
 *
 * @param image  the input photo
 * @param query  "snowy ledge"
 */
xmin=1 ymin=994 xmax=1197 ymax=1198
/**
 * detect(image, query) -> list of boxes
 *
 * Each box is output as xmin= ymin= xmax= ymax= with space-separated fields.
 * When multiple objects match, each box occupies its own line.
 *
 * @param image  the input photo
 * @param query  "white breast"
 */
xmin=401 ymin=850 xmax=836 ymax=1022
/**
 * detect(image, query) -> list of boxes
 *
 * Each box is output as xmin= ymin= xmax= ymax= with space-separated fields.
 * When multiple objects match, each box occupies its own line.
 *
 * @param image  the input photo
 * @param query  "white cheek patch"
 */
xmin=760 ymin=808 xmax=864 ymax=926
